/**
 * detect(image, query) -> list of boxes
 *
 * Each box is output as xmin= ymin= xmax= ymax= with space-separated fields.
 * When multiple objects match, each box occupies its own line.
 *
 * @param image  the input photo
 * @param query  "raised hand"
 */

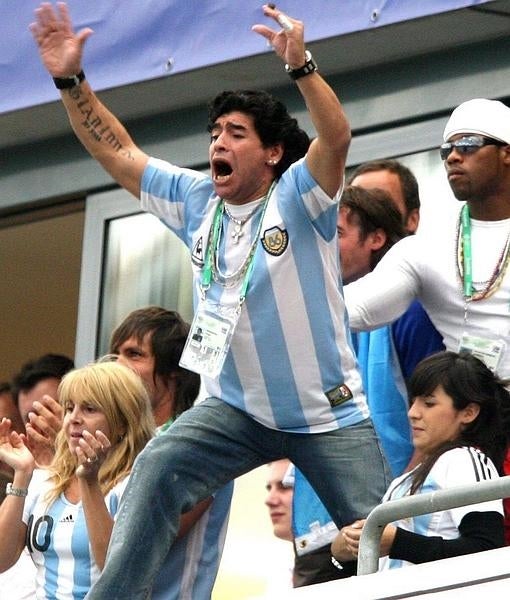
xmin=25 ymin=393 xmax=63 ymax=466
xmin=29 ymin=2 xmax=93 ymax=77
xmin=0 ymin=418 xmax=35 ymax=474
xmin=252 ymin=4 xmax=306 ymax=68
xmin=75 ymin=429 xmax=112 ymax=481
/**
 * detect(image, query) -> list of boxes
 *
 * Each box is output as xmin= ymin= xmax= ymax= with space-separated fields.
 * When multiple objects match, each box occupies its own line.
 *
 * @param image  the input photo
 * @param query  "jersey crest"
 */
xmin=261 ymin=226 xmax=288 ymax=256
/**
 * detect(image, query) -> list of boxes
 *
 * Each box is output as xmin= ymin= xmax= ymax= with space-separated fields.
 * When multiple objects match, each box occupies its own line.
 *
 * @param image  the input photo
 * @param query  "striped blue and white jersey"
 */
xmin=152 ymin=481 xmax=233 ymax=599
xmin=22 ymin=470 xmax=129 ymax=599
xmin=141 ymin=157 xmax=369 ymax=433
xmin=380 ymin=446 xmax=503 ymax=570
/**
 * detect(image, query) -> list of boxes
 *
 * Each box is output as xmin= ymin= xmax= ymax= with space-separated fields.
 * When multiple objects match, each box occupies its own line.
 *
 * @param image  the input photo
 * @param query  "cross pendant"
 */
xmin=232 ymin=225 xmax=243 ymax=243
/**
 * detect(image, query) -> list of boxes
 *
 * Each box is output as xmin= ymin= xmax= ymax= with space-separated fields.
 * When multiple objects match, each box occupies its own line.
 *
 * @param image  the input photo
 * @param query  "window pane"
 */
xmin=97 ymin=212 xmax=193 ymax=355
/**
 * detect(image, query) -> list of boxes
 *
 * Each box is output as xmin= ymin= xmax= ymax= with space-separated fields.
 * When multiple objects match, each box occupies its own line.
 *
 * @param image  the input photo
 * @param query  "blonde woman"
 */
xmin=0 ymin=361 xmax=155 ymax=599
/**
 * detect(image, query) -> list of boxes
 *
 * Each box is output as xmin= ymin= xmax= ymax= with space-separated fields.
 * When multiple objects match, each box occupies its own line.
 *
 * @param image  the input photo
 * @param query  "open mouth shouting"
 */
xmin=212 ymin=158 xmax=233 ymax=184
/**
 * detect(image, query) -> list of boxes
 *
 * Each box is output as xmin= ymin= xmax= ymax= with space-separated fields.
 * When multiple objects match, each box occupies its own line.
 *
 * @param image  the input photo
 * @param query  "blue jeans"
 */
xmin=86 ymin=398 xmax=390 ymax=599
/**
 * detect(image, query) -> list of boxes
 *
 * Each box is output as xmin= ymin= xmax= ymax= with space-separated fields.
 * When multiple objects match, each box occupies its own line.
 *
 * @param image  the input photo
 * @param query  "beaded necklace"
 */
xmin=456 ymin=204 xmax=510 ymax=301
xmin=202 ymin=181 xmax=276 ymax=291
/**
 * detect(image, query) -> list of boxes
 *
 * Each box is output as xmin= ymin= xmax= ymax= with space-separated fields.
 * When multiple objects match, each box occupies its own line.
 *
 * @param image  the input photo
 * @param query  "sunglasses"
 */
xmin=439 ymin=135 xmax=506 ymax=161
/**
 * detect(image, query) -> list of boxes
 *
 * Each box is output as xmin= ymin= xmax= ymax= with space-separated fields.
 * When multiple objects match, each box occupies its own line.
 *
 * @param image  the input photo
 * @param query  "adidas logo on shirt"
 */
xmin=60 ymin=514 xmax=75 ymax=523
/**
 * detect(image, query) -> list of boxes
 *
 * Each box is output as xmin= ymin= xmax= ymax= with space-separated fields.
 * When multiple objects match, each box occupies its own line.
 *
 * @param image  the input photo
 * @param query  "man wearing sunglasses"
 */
xmin=345 ymin=97 xmax=510 ymax=382
xmin=439 ymin=134 xmax=506 ymax=162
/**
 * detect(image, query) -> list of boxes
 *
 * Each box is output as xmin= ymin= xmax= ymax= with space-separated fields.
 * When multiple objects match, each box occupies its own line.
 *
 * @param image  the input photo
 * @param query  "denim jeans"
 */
xmin=86 ymin=398 xmax=390 ymax=599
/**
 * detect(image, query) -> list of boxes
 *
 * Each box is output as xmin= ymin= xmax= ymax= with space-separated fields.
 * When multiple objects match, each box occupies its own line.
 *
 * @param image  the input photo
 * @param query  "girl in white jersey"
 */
xmin=332 ymin=351 xmax=509 ymax=568
xmin=0 ymin=361 xmax=155 ymax=599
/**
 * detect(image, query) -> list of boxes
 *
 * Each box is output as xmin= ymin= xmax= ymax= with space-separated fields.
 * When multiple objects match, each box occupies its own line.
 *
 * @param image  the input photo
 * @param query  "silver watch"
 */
xmin=6 ymin=483 xmax=28 ymax=497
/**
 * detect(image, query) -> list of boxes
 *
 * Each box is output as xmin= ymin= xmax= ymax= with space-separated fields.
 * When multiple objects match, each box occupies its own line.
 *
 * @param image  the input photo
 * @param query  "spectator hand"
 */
xmin=26 ymin=393 xmax=63 ymax=466
xmin=332 ymin=519 xmax=397 ymax=562
xmin=75 ymin=429 xmax=111 ymax=481
xmin=339 ymin=519 xmax=365 ymax=558
xmin=30 ymin=2 xmax=93 ymax=78
xmin=252 ymin=4 xmax=305 ymax=69
xmin=0 ymin=417 xmax=35 ymax=474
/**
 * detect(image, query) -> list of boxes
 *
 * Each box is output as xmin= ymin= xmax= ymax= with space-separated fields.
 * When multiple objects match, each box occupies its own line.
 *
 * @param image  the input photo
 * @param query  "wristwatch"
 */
xmin=285 ymin=51 xmax=318 ymax=81
xmin=53 ymin=70 xmax=86 ymax=90
xmin=5 ymin=483 xmax=28 ymax=497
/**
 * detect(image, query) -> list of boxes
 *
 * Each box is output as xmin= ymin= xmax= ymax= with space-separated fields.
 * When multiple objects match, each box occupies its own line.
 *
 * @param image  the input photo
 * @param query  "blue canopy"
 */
xmin=1 ymin=0 xmax=493 ymax=114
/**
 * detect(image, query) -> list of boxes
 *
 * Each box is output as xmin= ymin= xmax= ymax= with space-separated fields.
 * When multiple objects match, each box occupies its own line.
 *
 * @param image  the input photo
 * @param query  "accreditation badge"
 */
xmin=179 ymin=299 xmax=240 ymax=379
xmin=458 ymin=332 xmax=506 ymax=373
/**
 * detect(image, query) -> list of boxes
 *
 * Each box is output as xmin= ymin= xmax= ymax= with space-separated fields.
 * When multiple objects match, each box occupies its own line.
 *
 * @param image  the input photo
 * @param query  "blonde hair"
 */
xmin=45 ymin=361 xmax=155 ymax=506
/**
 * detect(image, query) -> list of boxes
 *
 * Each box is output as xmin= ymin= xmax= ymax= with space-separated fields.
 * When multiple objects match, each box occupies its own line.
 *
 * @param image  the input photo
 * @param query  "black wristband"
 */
xmin=53 ymin=70 xmax=85 ymax=90
xmin=285 ymin=51 xmax=317 ymax=81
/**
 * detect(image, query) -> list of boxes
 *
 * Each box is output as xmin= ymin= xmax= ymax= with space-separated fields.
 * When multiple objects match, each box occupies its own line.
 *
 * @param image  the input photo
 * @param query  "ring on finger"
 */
xmin=276 ymin=14 xmax=293 ymax=31
xmin=86 ymin=455 xmax=98 ymax=463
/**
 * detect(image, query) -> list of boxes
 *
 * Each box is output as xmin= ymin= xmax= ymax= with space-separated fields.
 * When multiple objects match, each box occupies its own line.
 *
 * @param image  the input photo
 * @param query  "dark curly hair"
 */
xmin=207 ymin=90 xmax=310 ymax=178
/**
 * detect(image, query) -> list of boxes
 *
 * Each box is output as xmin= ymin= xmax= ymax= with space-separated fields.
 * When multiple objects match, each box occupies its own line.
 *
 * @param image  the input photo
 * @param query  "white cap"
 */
xmin=443 ymin=98 xmax=510 ymax=143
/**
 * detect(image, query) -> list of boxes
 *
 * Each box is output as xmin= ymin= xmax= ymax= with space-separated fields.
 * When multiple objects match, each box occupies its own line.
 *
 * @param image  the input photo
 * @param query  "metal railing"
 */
xmin=357 ymin=474 xmax=510 ymax=575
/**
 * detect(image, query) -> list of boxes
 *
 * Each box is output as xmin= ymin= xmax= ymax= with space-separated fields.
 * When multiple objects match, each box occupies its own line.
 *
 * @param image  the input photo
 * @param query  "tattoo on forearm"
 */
xmin=68 ymin=88 xmax=134 ymax=161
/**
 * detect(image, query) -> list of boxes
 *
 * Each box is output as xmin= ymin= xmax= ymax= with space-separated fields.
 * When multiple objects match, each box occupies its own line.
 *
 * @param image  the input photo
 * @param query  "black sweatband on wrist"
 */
xmin=53 ymin=70 xmax=85 ymax=90
xmin=285 ymin=51 xmax=317 ymax=81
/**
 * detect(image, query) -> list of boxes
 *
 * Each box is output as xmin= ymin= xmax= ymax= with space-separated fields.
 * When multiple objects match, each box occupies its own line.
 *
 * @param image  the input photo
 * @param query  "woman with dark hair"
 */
xmin=332 ymin=351 xmax=508 ymax=568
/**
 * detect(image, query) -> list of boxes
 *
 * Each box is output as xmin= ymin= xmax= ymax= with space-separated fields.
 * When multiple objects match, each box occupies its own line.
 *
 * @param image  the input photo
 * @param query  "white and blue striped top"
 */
xmin=22 ymin=470 xmax=128 ymax=600
xmin=380 ymin=446 xmax=503 ymax=570
xmin=151 ymin=481 xmax=233 ymax=599
xmin=141 ymin=157 xmax=369 ymax=433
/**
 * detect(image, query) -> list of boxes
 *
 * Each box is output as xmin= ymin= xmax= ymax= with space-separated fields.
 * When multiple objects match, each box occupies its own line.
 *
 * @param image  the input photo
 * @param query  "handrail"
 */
xmin=357 ymin=474 xmax=510 ymax=575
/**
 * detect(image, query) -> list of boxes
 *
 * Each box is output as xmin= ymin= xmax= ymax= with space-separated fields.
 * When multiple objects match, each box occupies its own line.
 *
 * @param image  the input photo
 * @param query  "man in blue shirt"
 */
xmin=31 ymin=5 xmax=390 ymax=596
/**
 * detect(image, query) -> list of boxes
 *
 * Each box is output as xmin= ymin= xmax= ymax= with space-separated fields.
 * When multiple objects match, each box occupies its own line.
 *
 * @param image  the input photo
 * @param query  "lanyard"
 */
xmin=201 ymin=201 xmax=223 ymax=292
xmin=200 ymin=181 xmax=275 ymax=303
xmin=157 ymin=417 xmax=175 ymax=435
xmin=460 ymin=204 xmax=473 ymax=299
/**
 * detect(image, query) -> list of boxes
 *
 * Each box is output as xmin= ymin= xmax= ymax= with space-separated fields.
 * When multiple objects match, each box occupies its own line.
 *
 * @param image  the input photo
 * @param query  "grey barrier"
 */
xmin=357 ymin=474 xmax=510 ymax=575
